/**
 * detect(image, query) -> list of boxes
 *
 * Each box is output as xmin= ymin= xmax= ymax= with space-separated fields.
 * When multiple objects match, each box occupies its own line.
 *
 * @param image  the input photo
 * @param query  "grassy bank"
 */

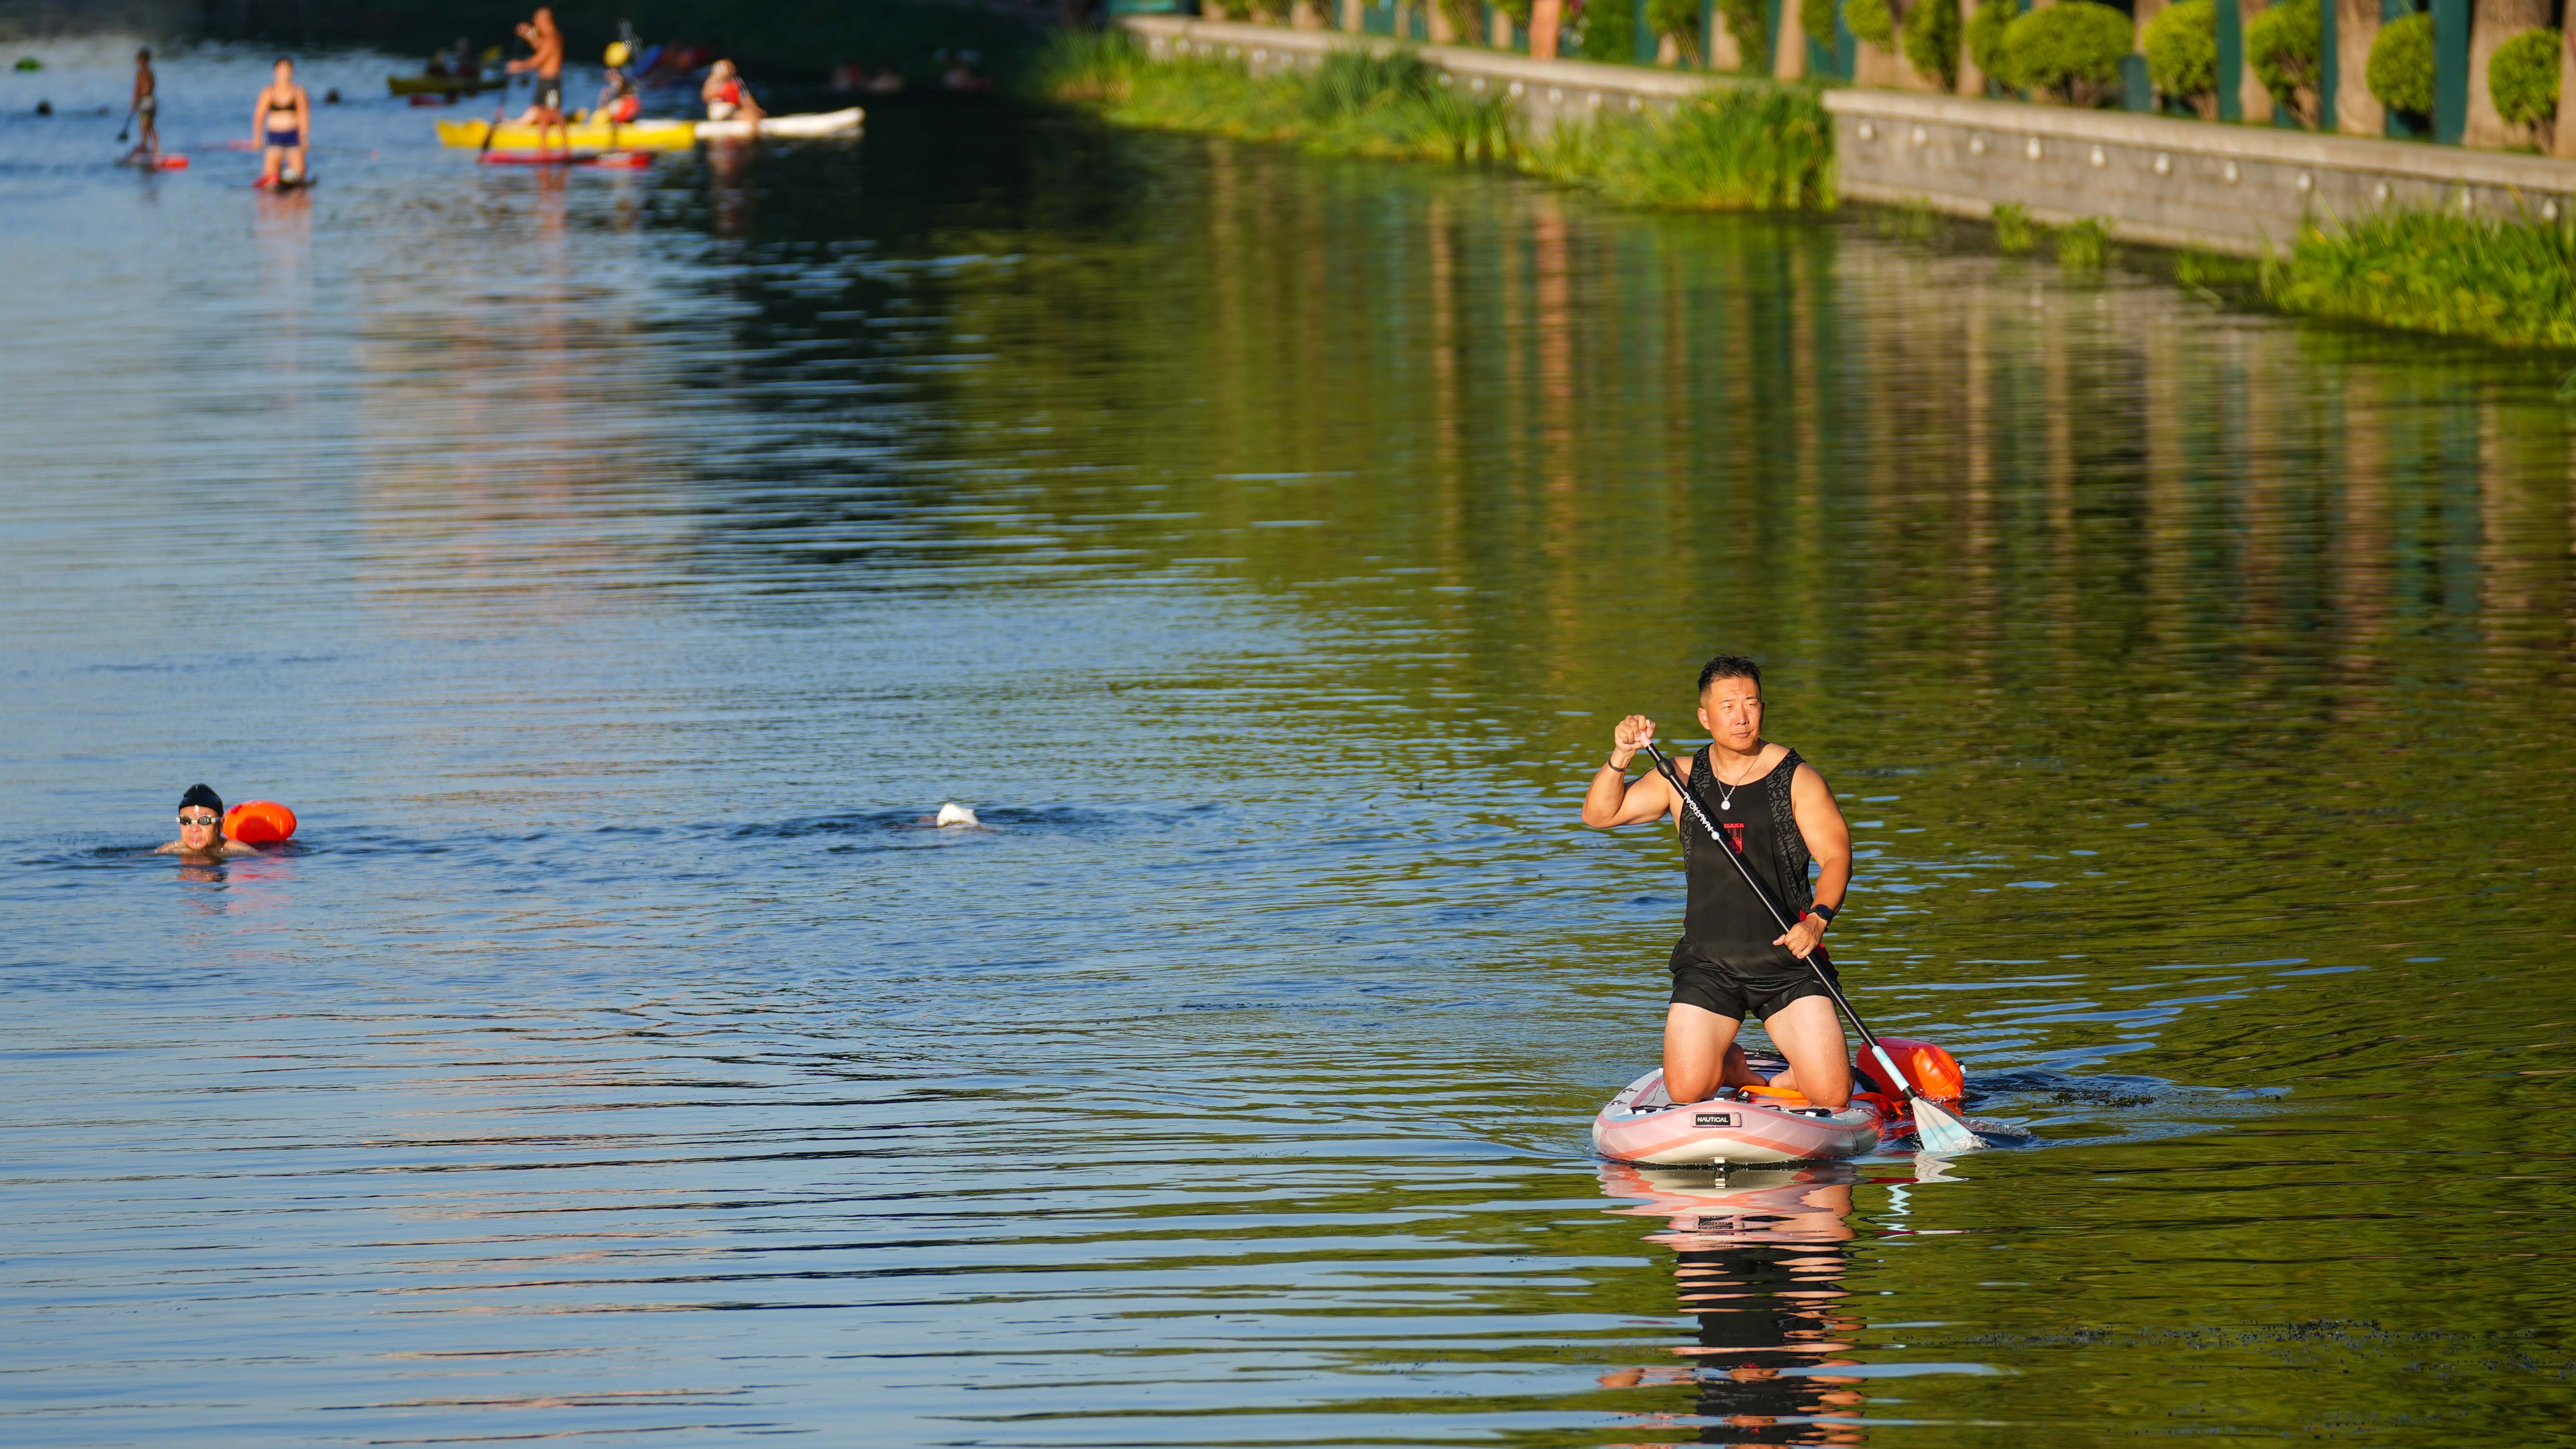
xmin=1032 ymin=29 xmax=1834 ymax=211
xmin=2261 ymin=207 xmax=2576 ymax=350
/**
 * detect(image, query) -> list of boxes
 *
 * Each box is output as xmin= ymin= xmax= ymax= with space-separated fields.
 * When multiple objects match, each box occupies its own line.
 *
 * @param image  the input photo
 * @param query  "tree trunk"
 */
xmin=2239 ymin=0 xmax=2275 ymax=121
xmin=1531 ymin=0 xmax=1560 ymax=55
xmin=1958 ymin=0 xmax=1984 ymax=92
xmin=2464 ymin=0 xmax=2550 ymax=148
xmin=2333 ymin=0 xmax=2382 ymax=133
xmin=2556 ymin=25 xmax=2576 ymax=156
xmin=1428 ymin=0 xmax=1456 ymax=42
xmin=1492 ymin=7 xmax=1514 ymax=45
xmin=1774 ymin=0 xmax=1808 ymax=77
xmin=1712 ymin=3 xmax=1744 ymax=68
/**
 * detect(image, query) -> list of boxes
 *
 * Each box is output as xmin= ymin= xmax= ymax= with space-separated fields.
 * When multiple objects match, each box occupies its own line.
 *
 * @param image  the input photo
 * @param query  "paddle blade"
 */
xmin=1911 ymin=1096 xmax=1984 ymax=1154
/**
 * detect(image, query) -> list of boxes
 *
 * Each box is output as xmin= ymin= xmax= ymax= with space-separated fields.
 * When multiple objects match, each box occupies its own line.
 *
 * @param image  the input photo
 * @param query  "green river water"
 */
xmin=3 ymin=48 xmax=2574 ymax=1447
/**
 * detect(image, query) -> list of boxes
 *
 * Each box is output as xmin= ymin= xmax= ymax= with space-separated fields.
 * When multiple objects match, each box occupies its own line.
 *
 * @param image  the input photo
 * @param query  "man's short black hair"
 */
xmin=1696 ymin=654 xmax=1762 ymax=695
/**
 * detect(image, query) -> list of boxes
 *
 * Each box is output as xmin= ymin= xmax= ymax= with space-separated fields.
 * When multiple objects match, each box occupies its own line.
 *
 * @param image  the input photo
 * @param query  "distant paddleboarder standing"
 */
xmin=508 ymin=6 xmax=567 ymax=153
xmin=123 ymin=48 xmax=159 ymax=162
xmin=251 ymin=57 xmax=309 ymax=186
xmin=1580 ymin=655 xmax=1857 ymax=1108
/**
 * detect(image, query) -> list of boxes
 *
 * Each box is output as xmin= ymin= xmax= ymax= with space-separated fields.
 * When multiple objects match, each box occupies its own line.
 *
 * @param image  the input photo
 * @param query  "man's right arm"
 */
xmin=1580 ymin=714 xmax=1674 ymax=828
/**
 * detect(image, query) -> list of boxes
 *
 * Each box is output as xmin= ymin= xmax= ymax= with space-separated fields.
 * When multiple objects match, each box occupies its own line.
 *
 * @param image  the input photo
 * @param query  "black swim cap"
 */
xmin=179 ymin=783 xmax=223 ymax=816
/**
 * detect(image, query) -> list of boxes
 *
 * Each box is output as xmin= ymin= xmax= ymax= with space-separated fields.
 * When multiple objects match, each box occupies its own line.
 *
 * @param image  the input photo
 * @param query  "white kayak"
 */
xmin=697 ymin=107 xmax=864 ymax=141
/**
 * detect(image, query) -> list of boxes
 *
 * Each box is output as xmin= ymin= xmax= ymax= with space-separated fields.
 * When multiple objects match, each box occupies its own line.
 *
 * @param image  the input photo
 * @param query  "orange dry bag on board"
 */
xmin=1856 ymin=1037 xmax=1967 ymax=1101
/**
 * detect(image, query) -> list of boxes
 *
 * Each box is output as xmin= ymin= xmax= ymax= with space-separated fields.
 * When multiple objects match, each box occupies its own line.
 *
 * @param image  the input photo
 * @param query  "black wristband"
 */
xmin=1808 ymin=901 xmax=1839 ymax=923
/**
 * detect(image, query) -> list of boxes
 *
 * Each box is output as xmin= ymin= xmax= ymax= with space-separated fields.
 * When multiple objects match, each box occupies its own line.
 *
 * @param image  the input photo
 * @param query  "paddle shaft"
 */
xmin=1641 ymin=739 xmax=1930 ymax=1108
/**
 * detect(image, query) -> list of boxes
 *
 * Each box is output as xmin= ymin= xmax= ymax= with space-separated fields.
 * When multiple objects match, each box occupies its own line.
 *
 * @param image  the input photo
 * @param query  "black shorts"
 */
xmin=533 ymin=76 xmax=563 ymax=112
xmin=1670 ymin=958 xmax=1839 ymax=1023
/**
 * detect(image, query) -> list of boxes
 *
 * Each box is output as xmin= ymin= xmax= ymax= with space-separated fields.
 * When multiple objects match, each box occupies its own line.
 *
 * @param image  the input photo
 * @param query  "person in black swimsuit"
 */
xmin=251 ymin=57 xmax=309 ymax=185
xmin=1579 ymin=654 xmax=1857 ymax=1106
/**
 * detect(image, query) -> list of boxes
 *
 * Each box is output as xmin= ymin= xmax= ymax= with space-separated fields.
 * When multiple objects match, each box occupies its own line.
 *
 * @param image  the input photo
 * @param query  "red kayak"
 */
xmin=477 ymin=149 xmax=653 ymax=168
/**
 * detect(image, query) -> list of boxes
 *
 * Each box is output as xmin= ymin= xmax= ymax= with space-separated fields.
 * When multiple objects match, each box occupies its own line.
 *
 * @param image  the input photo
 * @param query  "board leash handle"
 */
xmin=1639 ymin=738 xmax=1979 ymax=1152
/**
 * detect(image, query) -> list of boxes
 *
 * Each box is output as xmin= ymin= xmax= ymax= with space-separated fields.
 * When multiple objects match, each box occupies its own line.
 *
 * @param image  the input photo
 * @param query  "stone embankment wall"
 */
xmin=0 ymin=0 xmax=204 ymax=40
xmin=1120 ymin=15 xmax=2576 ymax=255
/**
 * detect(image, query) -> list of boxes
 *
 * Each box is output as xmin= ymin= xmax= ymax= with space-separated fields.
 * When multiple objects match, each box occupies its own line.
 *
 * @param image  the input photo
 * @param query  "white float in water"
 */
xmin=935 ymin=802 xmax=980 ymax=828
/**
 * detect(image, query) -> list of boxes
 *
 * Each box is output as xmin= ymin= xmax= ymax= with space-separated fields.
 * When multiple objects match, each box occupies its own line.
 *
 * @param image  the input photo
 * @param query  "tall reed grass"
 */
xmin=2262 ymin=204 xmax=2576 ymax=348
xmin=1031 ymin=30 xmax=1510 ymax=161
xmin=1526 ymin=86 xmax=1835 ymax=210
xmin=1035 ymin=30 xmax=1830 ymax=209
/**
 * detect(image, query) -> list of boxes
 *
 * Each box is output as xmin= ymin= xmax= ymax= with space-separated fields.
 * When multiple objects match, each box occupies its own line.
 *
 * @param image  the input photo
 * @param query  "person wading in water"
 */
xmin=1579 ymin=654 xmax=1856 ymax=1106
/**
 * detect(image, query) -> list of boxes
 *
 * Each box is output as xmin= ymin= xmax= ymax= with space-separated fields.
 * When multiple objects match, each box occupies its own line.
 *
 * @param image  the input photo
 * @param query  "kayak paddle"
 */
xmin=1640 ymin=738 xmax=1984 ymax=1155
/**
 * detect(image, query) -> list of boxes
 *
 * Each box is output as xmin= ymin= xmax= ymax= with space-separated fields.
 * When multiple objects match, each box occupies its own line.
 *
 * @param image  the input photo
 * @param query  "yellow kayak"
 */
xmin=436 ymin=117 xmax=696 ymax=151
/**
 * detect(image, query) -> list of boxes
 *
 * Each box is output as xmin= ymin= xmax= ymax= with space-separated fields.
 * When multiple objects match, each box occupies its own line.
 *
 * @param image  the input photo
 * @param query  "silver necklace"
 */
xmin=1712 ymin=753 xmax=1757 ymax=810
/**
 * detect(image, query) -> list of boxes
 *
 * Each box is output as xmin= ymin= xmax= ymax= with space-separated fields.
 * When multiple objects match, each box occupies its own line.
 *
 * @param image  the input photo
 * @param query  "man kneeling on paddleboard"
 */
xmin=1581 ymin=654 xmax=1856 ymax=1106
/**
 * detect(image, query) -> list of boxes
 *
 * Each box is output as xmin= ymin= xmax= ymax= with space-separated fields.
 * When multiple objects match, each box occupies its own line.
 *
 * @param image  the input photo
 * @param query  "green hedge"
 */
xmin=2143 ymin=0 xmax=2216 ymax=116
xmin=2265 ymin=207 xmax=2576 ymax=348
xmin=2489 ymin=26 xmax=2561 ymax=136
xmin=1845 ymin=0 xmax=1896 ymax=48
xmin=1648 ymin=0 xmax=1705 ymax=61
xmin=2246 ymin=0 xmax=2322 ymax=126
xmin=2000 ymin=0 xmax=2132 ymax=106
xmin=2366 ymin=10 xmax=2434 ymax=119
xmin=1579 ymin=0 xmax=1636 ymax=60
xmin=1902 ymin=0 xmax=1962 ymax=90
xmin=1801 ymin=0 xmax=1837 ymax=55
xmin=1966 ymin=0 xmax=2017 ymax=83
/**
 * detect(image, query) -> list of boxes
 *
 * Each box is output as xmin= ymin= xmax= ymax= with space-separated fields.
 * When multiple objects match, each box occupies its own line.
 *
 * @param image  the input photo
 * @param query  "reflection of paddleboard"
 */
xmin=254 ymin=172 xmax=319 ymax=190
xmin=477 ymin=148 xmax=653 ymax=168
xmin=118 ymin=152 xmax=189 ymax=169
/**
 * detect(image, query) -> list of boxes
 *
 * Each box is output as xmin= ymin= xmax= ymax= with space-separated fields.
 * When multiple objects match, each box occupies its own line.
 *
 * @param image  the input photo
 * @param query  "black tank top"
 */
xmin=1670 ymin=744 xmax=1820 ymax=975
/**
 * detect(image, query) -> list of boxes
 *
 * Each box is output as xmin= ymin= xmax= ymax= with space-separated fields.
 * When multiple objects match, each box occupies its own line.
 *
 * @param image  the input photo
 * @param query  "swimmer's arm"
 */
xmin=153 ymin=840 xmax=180 ymax=854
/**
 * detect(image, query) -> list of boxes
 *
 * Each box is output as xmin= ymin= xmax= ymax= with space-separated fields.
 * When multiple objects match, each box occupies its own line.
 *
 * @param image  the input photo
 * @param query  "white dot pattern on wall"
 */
xmin=2152 ymin=152 xmax=2170 ymax=175
xmin=1912 ymin=124 xmax=1928 ymax=144
xmin=1970 ymin=134 xmax=1986 ymax=154
xmin=2088 ymin=145 xmax=2105 ymax=167
xmin=2547 ymin=199 xmax=2563 ymax=221
xmin=2025 ymin=137 xmax=2042 ymax=159
xmin=2373 ymin=180 xmax=2390 ymax=202
xmin=2296 ymin=171 xmax=2313 ymax=192
xmin=2223 ymin=160 xmax=2240 ymax=183
xmin=1859 ymin=120 xmax=1876 ymax=140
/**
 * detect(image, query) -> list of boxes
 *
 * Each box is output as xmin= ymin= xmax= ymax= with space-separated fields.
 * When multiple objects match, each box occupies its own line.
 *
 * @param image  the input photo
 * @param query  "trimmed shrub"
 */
xmin=2246 ymin=0 xmax=2322 ymax=126
xmin=1439 ymin=0 xmax=1486 ymax=42
xmin=1580 ymin=0 xmax=1637 ymax=61
xmin=1845 ymin=0 xmax=1897 ymax=49
xmin=2144 ymin=0 xmax=2217 ymax=117
xmin=2366 ymin=10 xmax=2434 ymax=120
xmin=2490 ymin=26 xmax=2562 ymax=139
xmin=1251 ymin=0 xmax=1293 ymax=22
xmin=1494 ymin=0 xmax=1534 ymax=27
xmin=1718 ymin=0 xmax=1771 ymax=68
xmin=1966 ymin=0 xmax=2017 ymax=84
xmin=1902 ymin=0 xmax=1962 ymax=90
xmin=1649 ymin=0 xmax=1706 ymax=61
xmin=1802 ymin=0 xmax=1837 ymax=55
xmin=2000 ymin=0 xmax=2133 ymax=106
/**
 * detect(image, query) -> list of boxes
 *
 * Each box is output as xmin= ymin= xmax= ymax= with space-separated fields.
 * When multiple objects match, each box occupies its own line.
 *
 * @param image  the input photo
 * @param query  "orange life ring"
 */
xmin=222 ymin=799 xmax=298 ymax=845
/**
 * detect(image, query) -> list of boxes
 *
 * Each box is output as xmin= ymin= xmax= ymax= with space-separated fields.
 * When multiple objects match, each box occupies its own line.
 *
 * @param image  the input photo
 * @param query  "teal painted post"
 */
xmin=2383 ymin=0 xmax=2420 ymax=136
xmin=2430 ymin=0 xmax=2467 ymax=141
xmin=1766 ymin=0 xmax=1784 ymax=71
xmin=2318 ymin=0 xmax=2336 ymax=127
xmin=2215 ymin=0 xmax=2244 ymax=121
xmin=1837 ymin=1 xmax=1856 ymax=77
xmin=1703 ymin=0 xmax=1717 ymax=68
xmin=2121 ymin=52 xmax=2151 ymax=110
xmin=1637 ymin=0 xmax=1658 ymax=62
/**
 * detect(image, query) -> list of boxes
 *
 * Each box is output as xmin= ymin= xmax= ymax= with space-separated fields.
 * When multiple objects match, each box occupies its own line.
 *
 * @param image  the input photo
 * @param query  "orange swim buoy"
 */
xmin=222 ymin=799 xmax=298 ymax=844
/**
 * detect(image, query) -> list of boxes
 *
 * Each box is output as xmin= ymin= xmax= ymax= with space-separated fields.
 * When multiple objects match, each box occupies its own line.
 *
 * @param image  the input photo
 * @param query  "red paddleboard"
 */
xmin=478 ymin=148 xmax=653 ymax=168
xmin=155 ymin=154 xmax=188 ymax=170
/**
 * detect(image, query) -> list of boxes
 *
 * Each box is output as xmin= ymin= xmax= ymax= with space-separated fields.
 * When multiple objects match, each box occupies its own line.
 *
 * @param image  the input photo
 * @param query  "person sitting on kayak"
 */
xmin=251 ymin=57 xmax=309 ymax=185
xmin=700 ymin=58 xmax=764 ymax=122
xmin=593 ymin=43 xmax=640 ymax=125
xmin=156 ymin=785 xmax=260 ymax=861
xmin=1579 ymin=654 xmax=1856 ymax=1107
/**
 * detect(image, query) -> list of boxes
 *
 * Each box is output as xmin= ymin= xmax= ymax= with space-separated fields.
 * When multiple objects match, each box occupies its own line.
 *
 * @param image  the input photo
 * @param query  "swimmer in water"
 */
xmin=156 ymin=784 xmax=260 ymax=860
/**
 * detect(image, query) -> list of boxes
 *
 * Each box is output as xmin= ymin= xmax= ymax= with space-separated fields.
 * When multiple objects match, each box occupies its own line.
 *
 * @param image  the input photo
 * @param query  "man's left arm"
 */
xmin=1774 ymin=764 xmax=1854 ymax=958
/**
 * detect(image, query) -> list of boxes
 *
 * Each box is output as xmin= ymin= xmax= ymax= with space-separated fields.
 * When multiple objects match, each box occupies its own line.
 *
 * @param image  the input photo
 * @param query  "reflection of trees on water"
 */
xmin=1599 ymin=1164 xmax=1867 ymax=1448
